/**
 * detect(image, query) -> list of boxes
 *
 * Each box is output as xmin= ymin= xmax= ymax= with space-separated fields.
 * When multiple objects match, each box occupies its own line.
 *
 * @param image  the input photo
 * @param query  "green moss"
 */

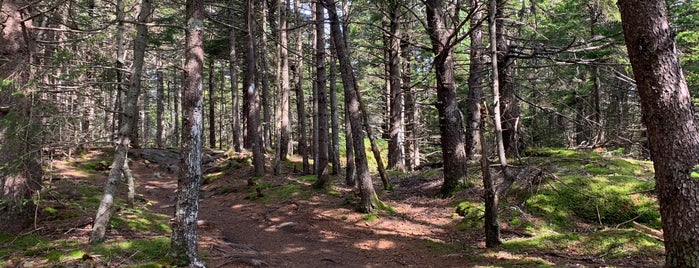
xmin=503 ymin=230 xmax=580 ymax=253
xmin=455 ymin=201 xmax=484 ymax=231
xmin=362 ymin=214 xmax=378 ymax=222
xmin=92 ymin=237 xmax=171 ymax=262
xmin=522 ymin=147 xmax=659 ymax=228
xmin=326 ymin=188 xmax=341 ymax=196
xmin=577 ymin=229 xmax=663 ymax=259
xmin=297 ymin=175 xmax=317 ymax=182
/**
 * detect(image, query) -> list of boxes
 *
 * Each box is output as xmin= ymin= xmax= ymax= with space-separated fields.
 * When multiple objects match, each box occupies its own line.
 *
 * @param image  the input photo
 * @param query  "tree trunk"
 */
xmin=228 ymin=1 xmax=242 ymax=152
xmin=465 ymin=0 xmax=484 ymax=159
xmin=208 ymin=58 xmax=216 ymax=148
xmin=326 ymin=0 xmax=382 ymax=213
xmin=246 ymin=0 xmax=265 ymax=178
xmin=169 ymin=1 xmax=205 ymax=266
xmin=260 ymin=3 xmax=272 ymax=149
xmin=294 ymin=0 xmax=310 ymax=175
xmin=480 ymin=105 xmax=500 ymax=247
xmin=387 ymin=5 xmax=405 ymax=172
xmin=496 ymin=0 xmax=524 ymax=157
xmin=402 ymin=43 xmax=419 ymax=171
xmin=279 ymin=0 xmax=291 ymax=161
xmin=329 ymin=53 xmax=341 ymax=175
xmin=91 ymin=0 xmax=151 ymax=244
xmin=156 ymin=69 xmax=165 ymax=148
xmin=0 ymin=0 xmax=43 ymax=234
xmin=345 ymin=104 xmax=356 ymax=186
xmin=312 ymin=1 xmax=330 ymax=189
xmin=619 ymin=1 xmax=699 ymax=265
xmin=425 ymin=0 xmax=468 ymax=197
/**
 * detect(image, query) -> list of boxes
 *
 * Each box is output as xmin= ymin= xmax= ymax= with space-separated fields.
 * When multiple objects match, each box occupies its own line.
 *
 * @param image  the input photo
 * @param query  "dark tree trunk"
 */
xmin=465 ymin=0 xmax=484 ymax=158
xmin=619 ymin=1 xmax=699 ymax=265
xmin=156 ymin=70 xmax=165 ymax=148
xmin=344 ymin=105 xmax=356 ymax=186
xmin=0 ymin=0 xmax=43 ymax=234
xmin=208 ymin=58 xmax=216 ymax=148
xmin=169 ymin=1 xmax=205 ymax=266
xmin=496 ymin=0 xmax=524 ymax=157
xmin=329 ymin=52 xmax=341 ymax=175
xmin=246 ymin=0 xmax=265 ymax=178
xmin=326 ymin=0 xmax=382 ymax=213
xmin=387 ymin=5 xmax=405 ymax=172
xmin=294 ymin=0 xmax=309 ymax=175
xmin=425 ymin=0 xmax=468 ymax=197
xmin=228 ymin=1 xmax=242 ymax=152
xmin=313 ymin=1 xmax=330 ymax=189
xmin=91 ymin=0 xmax=151 ymax=243
xmin=480 ymin=106 xmax=500 ymax=247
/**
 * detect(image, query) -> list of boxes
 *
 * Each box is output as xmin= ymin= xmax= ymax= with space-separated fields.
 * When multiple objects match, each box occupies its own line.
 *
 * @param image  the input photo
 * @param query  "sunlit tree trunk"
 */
xmin=619 ymin=1 xmax=699 ymax=265
xmin=312 ymin=1 xmax=330 ymax=188
xmin=465 ymin=0 xmax=484 ymax=158
xmin=169 ymin=0 xmax=205 ymax=266
xmin=228 ymin=0 xmax=242 ymax=152
xmin=326 ymin=0 xmax=382 ymax=212
xmin=246 ymin=0 xmax=265 ymax=178
xmin=294 ymin=0 xmax=309 ymax=174
xmin=387 ymin=3 xmax=405 ymax=172
xmin=278 ymin=0 xmax=291 ymax=160
xmin=425 ymin=0 xmax=468 ymax=196
xmin=91 ymin=0 xmax=151 ymax=243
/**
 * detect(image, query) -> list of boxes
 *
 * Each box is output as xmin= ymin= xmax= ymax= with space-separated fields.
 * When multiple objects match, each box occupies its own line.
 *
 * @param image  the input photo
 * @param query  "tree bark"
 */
xmin=312 ymin=1 xmax=330 ymax=189
xmin=169 ymin=0 xmax=205 ymax=266
xmin=496 ymin=0 xmax=524 ymax=157
xmin=91 ymin=0 xmax=151 ymax=243
xmin=425 ymin=0 xmax=468 ymax=197
xmin=326 ymin=0 xmax=382 ymax=213
xmin=246 ymin=0 xmax=265 ymax=178
xmin=402 ymin=43 xmax=419 ymax=171
xmin=329 ymin=54 xmax=341 ymax=175
xmin=294 ymin=0 xmax=310 ymax=175
xmin=156 ymin=69 xmax=165 ymax=148
xmin=208 ymin=58 xmax=216 ymax=149
xmin=387 ymin=4 xmax=405 ymax=172
xmin=279 ymin=0 xmax=291 ymax=161
xmin=228 ymin=0 xmax=242 ymax=152
xmin=0 ymin=0 xmax=43 ymax=234
xmin=619 ymin=1 xmax=699 ymax=265
xmin=465 ymin=0 xmax=484 ymax=159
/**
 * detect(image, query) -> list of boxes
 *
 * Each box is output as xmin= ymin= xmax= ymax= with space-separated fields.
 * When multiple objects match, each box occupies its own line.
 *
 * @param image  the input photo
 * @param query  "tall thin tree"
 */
xmin=169 ymin=0 xmax=206 ymax=266
xmin=313 ymin=0 xmax=331 ymax=188
xmin=90 ymin=0 xmax=151 ymax=243
xmin=246 ymin=0 xmax=266 ymax=178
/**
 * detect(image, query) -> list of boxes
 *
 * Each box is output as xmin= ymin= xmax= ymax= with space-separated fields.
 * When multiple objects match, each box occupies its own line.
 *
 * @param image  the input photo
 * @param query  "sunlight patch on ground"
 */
xmin=354 ymin=239 xmax=396 ymax=250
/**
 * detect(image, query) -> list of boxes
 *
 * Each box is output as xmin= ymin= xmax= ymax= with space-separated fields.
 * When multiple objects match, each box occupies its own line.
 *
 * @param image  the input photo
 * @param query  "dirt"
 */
xmin=31 ymin=150 xmax=663 ymax=267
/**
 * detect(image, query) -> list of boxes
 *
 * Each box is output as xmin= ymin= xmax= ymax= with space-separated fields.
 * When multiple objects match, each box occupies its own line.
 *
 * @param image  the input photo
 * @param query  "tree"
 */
xmin=91 ymin=0 xmax=152 ymax=243
xmin=246 ymin=0 xmax=265 ymax=178
xmin=278 ymin=0 xmax=292 ymax=161
xmin=0 ymin=0 xmax=43 ymax=234
xmin=386 ymin=0 xmax=405 ymax=172
xmin=228 ymin=0 xmax=242 ymax=152
xmin=326 ymin=0 xmax=382 ymax=212
xmin=424 ymin=0 xmax=468 ymax=196
xmin=312 ymin=0 xmax=331 ymax=188
xmin=618 ymin=0 xmax=699 ymax=265
xmin=293 ymin=0 xmax=310 ymax=175
xmin=169 ymin=0 xmax=205 ymax=266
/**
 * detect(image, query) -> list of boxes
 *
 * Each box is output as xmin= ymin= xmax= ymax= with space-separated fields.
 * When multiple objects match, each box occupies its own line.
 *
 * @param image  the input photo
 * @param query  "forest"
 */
xmin=1 ymin=0 xmax=699 ymax=267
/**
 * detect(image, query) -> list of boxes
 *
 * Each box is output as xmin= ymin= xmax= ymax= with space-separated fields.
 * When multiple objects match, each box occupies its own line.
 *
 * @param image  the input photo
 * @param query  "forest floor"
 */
xmin=0 ymin=148 xmax=665 ymax=267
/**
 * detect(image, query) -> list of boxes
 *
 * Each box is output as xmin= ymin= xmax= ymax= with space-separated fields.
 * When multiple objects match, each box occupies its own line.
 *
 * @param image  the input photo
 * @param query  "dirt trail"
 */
xmin=132 ymin=159 xmax=477 ymax=267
